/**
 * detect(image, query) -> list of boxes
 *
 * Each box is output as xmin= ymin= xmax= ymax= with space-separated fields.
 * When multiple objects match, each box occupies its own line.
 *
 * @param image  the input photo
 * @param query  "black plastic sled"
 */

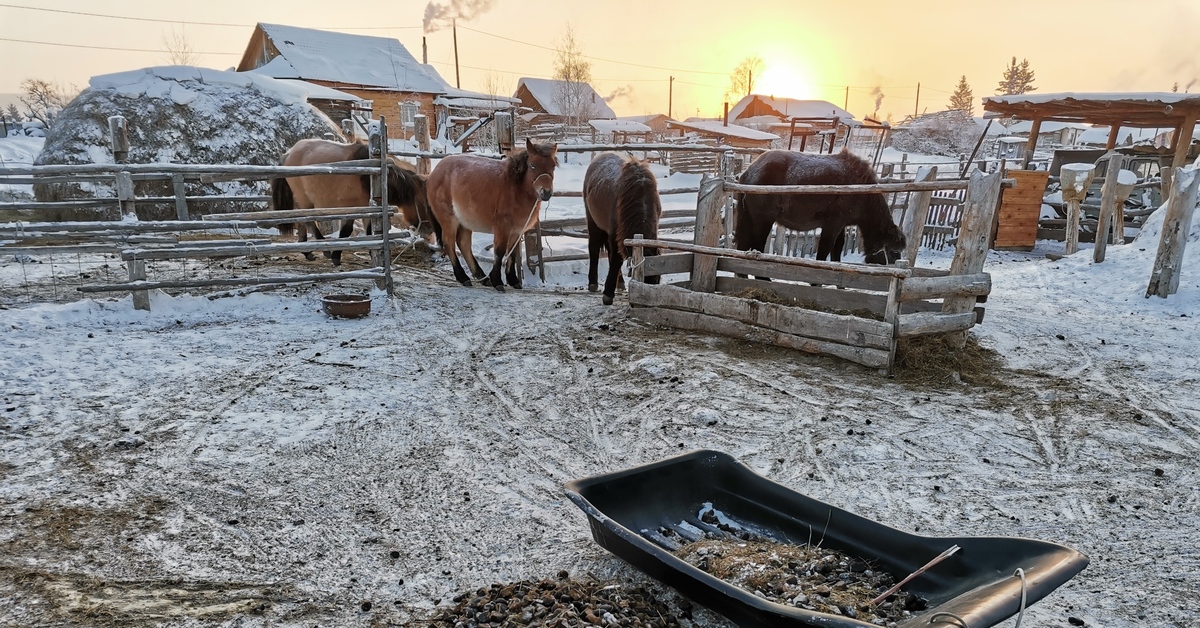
xmin=565 ymin=450 xmax=1088 ymax=628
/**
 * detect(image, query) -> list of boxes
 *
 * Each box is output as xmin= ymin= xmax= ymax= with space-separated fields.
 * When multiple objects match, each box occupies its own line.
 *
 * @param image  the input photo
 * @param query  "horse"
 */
xmin=426 ymin=138 xmax=558 ymax=291
xmin=270 ymin=138 xmax=430 ymax=266
xmin=583 ymin=152 xmax=663 ymax=305
xmin=734 ymin=149 xmax=906 ymax=268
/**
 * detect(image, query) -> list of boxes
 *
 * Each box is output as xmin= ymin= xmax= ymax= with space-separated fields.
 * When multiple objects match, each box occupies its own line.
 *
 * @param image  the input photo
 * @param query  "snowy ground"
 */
xmin=3 ymin=160 xmax=1200 ymax=627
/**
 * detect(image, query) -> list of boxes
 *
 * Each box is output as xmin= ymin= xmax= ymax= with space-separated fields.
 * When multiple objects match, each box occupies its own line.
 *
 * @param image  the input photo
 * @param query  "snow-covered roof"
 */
xmin=667 ymin=119 xmax=780 ymax=141
xmin=420 ymin=63 xmax=519 ymax=104
xmin=589 ymin=119 xmax=652 ymax=134
xmin=248 ymin=23 xmax=446 ymax=93
xmin=515 ymin=77 xmax=617 ymax=118
xmin=728 ymin=95 xmax=856 ymax=122
xmin=617 ymin=114 xmax=669 ymax=124
xmin=736 ymin=114 xmax=812 ymax=130
xmin=1077 ymin=126 xmax=1169 ymax=146
xmin=274 ymin=79 xmax=363 ymax=102
xmin=90 ymin=65 xmax=312 ymax=106
xmin=987 ymin=92 xmax=1200 ymax=106
xmin=1001 ymin=120 xmax=1091 ymax=134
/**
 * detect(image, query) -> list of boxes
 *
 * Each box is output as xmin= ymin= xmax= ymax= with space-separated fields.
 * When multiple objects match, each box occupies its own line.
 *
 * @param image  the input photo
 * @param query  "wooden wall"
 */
xmin=993 ymin=170 xmax=1049 ymax=250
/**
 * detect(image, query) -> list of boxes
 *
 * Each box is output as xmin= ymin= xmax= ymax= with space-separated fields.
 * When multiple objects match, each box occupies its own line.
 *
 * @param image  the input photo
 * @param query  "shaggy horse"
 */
xmin=734 ymin=149 xmax=906 ymax=266
xmin=583 ymin=152 xmax=662 ymax=305
xmin=270 ymin=138 xmax=429 ymax=266
xmin=426 ymin=138 xmax=558 ymax=291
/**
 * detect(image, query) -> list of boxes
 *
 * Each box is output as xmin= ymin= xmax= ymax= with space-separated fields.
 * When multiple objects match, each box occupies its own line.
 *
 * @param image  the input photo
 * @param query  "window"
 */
xmin=400 ymin=102 xmax=420 ymax=129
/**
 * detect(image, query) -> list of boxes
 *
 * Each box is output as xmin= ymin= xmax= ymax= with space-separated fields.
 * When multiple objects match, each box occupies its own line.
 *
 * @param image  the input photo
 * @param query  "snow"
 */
xmin=588 ymin=119 xmax=652 ymax=134
xmin=248 ymin=23 xmax=447 ymax=94
xmin=273 ymin=79 xmax=363 ymax=103
xmin=1117 ymin=169 xmax=1138 ymax=185
xmin=667 ymin=119 xmax=779 ymax=141
xmin=515 ymin=77 xmax=618 ymax=118
xmin=0 ymin=134 xmax=45 ymax=199
xmin=727 ymin=95 xmax=855 ymax=122
xmin=89 ymin=65 xmax=312 ymax=107
xmin=987 ymin=92 xmax=1200 ymax=106
xmin=5 ymin=159 xmax=1200 ymax=626
xmin=1001 ymin=120 xmax=1090 ymax=134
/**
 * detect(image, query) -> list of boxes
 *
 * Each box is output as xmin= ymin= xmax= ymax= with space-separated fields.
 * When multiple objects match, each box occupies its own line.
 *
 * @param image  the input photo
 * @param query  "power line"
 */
xmin=0 ymin=35 xmax=240 ymax=55
xmin=0 ymin=3 xmax=420 ymax=30
xmin=457 ymin=25 xmax=727 ymax=76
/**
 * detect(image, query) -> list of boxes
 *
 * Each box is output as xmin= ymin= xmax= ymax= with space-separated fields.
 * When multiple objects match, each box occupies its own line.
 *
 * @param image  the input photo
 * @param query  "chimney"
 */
xmin=723 ymin=102 xmax=729 ymax=126
xmin=422 ymin=37 xmax=427 ymax=64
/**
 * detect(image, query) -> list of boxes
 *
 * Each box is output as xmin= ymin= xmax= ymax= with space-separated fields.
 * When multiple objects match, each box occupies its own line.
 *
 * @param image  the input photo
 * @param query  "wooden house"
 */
xmin=514 ymin=77 xmax=616 ymax=121
xmin=666 ymin=119 xmax=778 ymax=149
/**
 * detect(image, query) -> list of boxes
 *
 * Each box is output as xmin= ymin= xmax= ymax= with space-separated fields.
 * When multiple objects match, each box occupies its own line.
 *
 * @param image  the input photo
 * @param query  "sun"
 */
xmin=754 ymin=62 xmax=817 ymax=101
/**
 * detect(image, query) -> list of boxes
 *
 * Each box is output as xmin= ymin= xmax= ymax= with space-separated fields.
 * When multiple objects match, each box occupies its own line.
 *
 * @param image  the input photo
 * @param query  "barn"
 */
xmin=514 ymin=77 xmax=616 ymax=121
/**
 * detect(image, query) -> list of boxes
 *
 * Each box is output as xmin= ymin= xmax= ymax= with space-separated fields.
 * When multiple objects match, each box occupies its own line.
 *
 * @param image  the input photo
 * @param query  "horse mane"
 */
xmin=615 ymin=158 xmax=660 ymax=256
xmin=504 ymin=142 xmax=558 ymax=185
xmin=835 ymin=149 xmax=881 ymax=185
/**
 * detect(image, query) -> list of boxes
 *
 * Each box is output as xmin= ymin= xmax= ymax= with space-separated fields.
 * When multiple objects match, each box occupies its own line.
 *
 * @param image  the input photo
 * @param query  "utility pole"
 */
xmin=844 ymin=86 xmax=849 ymax=111
xmin=914 ymin=82 xmax=920 ymax=118
xmin=668 ymin=76 xmax=674 ymax=119
xmin=452 ymin=18 xmax=461 ymax=89
xmin=422 ymin=37 xmax=427 ymax=64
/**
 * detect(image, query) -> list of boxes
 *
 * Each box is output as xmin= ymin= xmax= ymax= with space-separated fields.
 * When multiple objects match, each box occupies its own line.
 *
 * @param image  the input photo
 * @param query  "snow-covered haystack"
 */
xmin=889 ymin=112 xmax=978 ymax=157
xmin=34 ymin=66 xmax=342 ymax=220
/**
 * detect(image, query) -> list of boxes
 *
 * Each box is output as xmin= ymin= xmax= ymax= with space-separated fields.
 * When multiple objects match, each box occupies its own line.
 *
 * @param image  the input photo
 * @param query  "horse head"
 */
xmin=863 ymin=212 xmax=908 ymax=265
xmin=525 ymin=138 xmax=558 ymax=202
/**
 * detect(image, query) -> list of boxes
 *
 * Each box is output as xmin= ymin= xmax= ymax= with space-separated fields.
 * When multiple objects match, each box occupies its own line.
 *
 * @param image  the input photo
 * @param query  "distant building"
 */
xmin=514 ymin=77 xmax=616 ymax=121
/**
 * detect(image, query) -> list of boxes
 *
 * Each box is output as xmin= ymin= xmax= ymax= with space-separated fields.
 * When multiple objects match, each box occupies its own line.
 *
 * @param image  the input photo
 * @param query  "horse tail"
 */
xmin=271 ymin=177 xmax=295 ymax=236
xmin=615 ymin=160 xmax=660 ymax=258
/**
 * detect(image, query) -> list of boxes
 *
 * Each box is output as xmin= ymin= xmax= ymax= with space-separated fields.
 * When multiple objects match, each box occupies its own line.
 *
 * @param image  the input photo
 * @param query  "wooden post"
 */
xmin=884 ymin=261 xmax=906 ymax=374
xmin=1021 ymin=118 xmax=1042 ymax=170
xmin=1105 ymin=124 xmax=1119 ymax=151
xmin=943 ymin=169 xmax=1003 ymax=348
xmin=631 ymin=233 xmax=645 ymax=283
xmin=691 ymin=175 xmax=725 ymax=292
xmin=414 ymin=114 xmax=431 ymax=176
xmin=127 ymin=259 xmax=149 ymax=311
xmin=108 ymin=115 xmax=129 ymax=162
xmin=1147 ymin=166 xmax=1200 ymax=298
xmin=523 ymin=227 xmax=543 ymax=282
xmin=1164 ymin=112 xmax=1197 ymax=195
xmin=171 ymin=174 xmax=188 ymax=221
xmin=900 ymin=165 xmax=937 ymax=265
xmin=341 ymin=119 xmax=356 ymax=139
xmin=1111 ymin=168 xmax=1136 ymax=246
xmin=1093 ymin=152 xmax=1124 ymax=263
xmin=495 ymin=111 xmax=514 ymax=154
xmin=115 ymin=171 xmax=136 ymax=220
xmin=375 ymin=118 xmax=393 ymax=294
xmin=1059 ymin=163 xmax=1095 ymax=255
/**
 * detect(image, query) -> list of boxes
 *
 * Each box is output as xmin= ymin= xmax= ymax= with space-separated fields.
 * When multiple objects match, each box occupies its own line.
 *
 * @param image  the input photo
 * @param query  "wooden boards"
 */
xmin=993 ymin=169 xmax=1049 ymax=250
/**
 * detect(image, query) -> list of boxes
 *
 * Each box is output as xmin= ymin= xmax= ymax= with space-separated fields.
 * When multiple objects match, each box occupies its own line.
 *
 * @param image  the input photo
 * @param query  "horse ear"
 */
xmin=526 ymin=138 xmax=535 ymax=152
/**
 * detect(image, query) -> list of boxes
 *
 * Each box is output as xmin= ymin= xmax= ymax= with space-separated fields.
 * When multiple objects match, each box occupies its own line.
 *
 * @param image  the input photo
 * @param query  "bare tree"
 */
xmin=725 ymin=56 xmax=764 ymax=103
xmin=480 ymin=71 xmax=510 ymax=103
xmin=19 ymin=79 xmax=76 ymax=127
xmin=162 ymin=28 xmax=200 ymax=66
xmin=552 ymin=25 xmax=599 ymax=127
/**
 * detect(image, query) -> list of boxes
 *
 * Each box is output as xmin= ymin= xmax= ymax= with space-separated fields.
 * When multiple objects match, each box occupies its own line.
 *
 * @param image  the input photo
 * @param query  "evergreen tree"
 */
xmin=996 ymin=57 xmax=1038 ymax=95
xmin=948 ymin=75 xmax=975 ymax=116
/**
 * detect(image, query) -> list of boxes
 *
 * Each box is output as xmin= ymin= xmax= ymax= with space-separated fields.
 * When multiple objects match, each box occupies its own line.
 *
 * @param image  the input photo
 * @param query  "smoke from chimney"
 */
xmin=871 ymin=86 xmax=885 ymax=117
xmin=423 ymin=0 xmax=497 ymax=34
xmin=604 ymin=85 xmax=634 ymax=104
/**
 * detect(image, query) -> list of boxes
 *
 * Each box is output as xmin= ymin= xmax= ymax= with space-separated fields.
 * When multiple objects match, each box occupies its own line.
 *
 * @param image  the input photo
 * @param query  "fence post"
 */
xmin=341 ymin=118 xmax=356 ymax=139
xmin=115 ymin=171 xmax=136 ymax=220
xmin=108 ymin=115 xmax=129 ymax=162
xmin=523 ymin=227 xmax=543 ymax=282
xmin=900 ymin=165 xmax=937 ymax=266
xmin=371 ymin=117 xmax=393 ymax=294
xmin=691 ymin=175 xmax=725 ymax=292
xmin=171 ymin=174 xmax=188 ymax=221
xmin=1092 ymin=153 xmax=1124 ymax=263
xmin=414 ymin=114 xmax=431 ymax=175
xmin=495 ymin=111 xmax=514 ymax=154
xmin=943 ymin=169 xmax=1003 ymax=348
xmin=127 ymin=259 xmax=150 ymax=311
xmin=631 ymin=233 xmax=645 ymax=283
xmin=1146 ymin=166 xmax=1200 ymax=298
xmin=1059 ymin=164 xmax=1095 ymax=255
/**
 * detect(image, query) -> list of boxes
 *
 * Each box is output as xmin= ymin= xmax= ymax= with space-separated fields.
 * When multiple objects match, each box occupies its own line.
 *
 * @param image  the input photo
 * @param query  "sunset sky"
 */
xmin=2 ymin=0 xmax=1198 ymax=121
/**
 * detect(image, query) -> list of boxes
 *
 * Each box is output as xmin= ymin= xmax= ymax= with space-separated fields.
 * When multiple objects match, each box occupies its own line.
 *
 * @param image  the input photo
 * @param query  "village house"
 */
xmin=237 ymin=23 xmax=514 ymax=140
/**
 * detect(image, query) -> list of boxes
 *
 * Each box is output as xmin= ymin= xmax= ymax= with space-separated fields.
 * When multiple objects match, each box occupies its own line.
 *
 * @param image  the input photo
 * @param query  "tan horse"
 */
xmin=426 ymin=139 xmax=558 ymax=291
xmin=270 ymin=138 xmax=431 ymax=266
xmin=583 ymin=152 xmax=662 ymax=305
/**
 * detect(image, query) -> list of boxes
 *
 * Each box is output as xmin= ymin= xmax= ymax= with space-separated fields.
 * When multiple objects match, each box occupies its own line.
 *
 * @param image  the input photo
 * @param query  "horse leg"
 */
xmin=331 ymin=219 xmax=355 ymax=267
xmin=298 ymin=222 xmax=316 ymax=261
xmin=602 ymin=233 xmax=623 ymax=306
xmin=440 ymin=222 xmax=472 ymax=286
xmin=734 ymin=202 xmax=774 ymax=281
xmin=505 ymin=247 xmax=522 ymax=290
xmin=585 ymin=215 xmax=605 ymax=293
xmin=456 ymin=229 xmax=488 ymax=282
xmin=488 ymin=232 xmax=508 ymax=293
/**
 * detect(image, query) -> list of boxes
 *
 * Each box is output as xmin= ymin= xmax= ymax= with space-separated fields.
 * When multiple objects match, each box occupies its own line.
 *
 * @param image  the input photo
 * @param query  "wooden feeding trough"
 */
xmin=625 ymin=170 xmax=1005 ymax=373
xmin=566 ymin=450 xmax=1089 ymax=628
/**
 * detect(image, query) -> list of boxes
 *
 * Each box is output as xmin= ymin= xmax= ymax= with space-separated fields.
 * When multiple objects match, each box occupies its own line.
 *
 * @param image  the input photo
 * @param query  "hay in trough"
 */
xmin=894 ymin=334 xmax=1005 ymax=387
xmin=729 ymin=287 xmax=884 ymax=321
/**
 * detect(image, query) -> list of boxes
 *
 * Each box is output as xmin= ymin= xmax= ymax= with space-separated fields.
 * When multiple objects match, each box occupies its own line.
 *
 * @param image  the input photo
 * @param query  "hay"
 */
xmin=894 ymin=334 xmax=1005 ymax=387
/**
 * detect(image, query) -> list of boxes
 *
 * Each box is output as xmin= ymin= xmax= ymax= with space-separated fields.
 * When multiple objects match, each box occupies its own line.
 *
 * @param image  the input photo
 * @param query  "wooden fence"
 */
xmin=623 ymin=169 xmax=1006 ymax=373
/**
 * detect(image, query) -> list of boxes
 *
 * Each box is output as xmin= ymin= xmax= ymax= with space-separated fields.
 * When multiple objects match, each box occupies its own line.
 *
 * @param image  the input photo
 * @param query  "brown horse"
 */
xmin=583 ymin=152 xmax=662 ymax=305
xmin=734 ymin=149 xmax=906 ymax=267
xmin=270 ymin=138 xmax=430 ymax=266
xmin=426 ymin=138 xmax=558 ymax=291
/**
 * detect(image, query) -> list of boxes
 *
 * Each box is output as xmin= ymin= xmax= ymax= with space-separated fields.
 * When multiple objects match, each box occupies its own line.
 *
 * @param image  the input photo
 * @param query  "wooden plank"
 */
xmin=629 ymin=282 xmax=893 ymax=349
xmin=691 ymin=176 xmax=724 ymax=292
xmin=0 ymin=160 xmax=381 ymax=177
xmin=897 ymin=311 xmax=978 ymax=338
xmin=945 ymin=169 xmax=1003 ymax=346
xmin=898 ymin=273 xmax=990 ymax=302
xmin=717 ymin=257 xmax=893 ymax=291
xmin=204 ymin=207 xmax=388 ymax=221
xmin=127 ymin=259 xmax=149 ymax=311
xmin=642 ymin=252 xmax=694 ymax=278
xmin=1093 ymin=152 xmax=1123 ymax=263
xmin=628 ymin=238 xmax=912 ymax=279
xmin=629 ymin=306 xmax=891 ymax=369
xmin=122 ymin=238 xmax=386 ymax=261
xmin=715 ymin=275 xmax=887 ymax=316
xmin=0 ymin=220 xmax=260 ymax=234
xmin=728 ymin=180 xmax=977 ymax=195
xmin=78 ymin=270 xmax=385 ymax=293
xmin=550 ymin=187 xmax=698 ymax=199
xmin=901 ymin=166 xmax=937 ymax=265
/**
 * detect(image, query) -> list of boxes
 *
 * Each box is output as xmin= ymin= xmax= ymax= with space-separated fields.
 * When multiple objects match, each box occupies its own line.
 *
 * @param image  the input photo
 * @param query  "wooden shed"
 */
xmin=993 ymin=169 xmax=1050 ymax=250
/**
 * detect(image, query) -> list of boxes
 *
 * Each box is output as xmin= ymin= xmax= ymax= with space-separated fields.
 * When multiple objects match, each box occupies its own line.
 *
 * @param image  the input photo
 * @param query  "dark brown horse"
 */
xmin=583 ymin=152 xmax=662 ymax=305
xmin=270 ymin=138 xmax=430 ymax=266
xmin=734 ymin=149 xmax=905 ymax=266
xmin=426 ymin=138 xmax=558 ymax=291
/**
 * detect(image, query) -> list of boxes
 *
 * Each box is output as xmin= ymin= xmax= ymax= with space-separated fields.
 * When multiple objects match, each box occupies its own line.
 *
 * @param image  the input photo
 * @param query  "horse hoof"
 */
xmin=493 ymin=284 xmax=506 ymax=293
xmin=303 ymin=252 xmax=316 ymax=261
xmin=458 ymin=279 xmax=472 ymax=287
xmin=322 ymin=251 xmax=333 ymax=259
xmin=481 ymin=277 xmax=494 ymax=287
xmin=602 ymin=295 xmax=614 ymax=306
xmin=588 ymin=283 xmax=599 ymax=292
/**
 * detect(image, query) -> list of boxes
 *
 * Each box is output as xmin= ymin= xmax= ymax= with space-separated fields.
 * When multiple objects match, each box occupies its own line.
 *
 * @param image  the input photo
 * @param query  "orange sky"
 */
xmin=2 ymin=0 xmax=1198 ymax=121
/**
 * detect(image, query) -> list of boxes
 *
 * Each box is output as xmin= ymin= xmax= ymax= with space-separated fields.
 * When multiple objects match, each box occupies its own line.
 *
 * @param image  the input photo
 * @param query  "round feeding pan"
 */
xmin=321 ymin=294 xmax=371 ymax=319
